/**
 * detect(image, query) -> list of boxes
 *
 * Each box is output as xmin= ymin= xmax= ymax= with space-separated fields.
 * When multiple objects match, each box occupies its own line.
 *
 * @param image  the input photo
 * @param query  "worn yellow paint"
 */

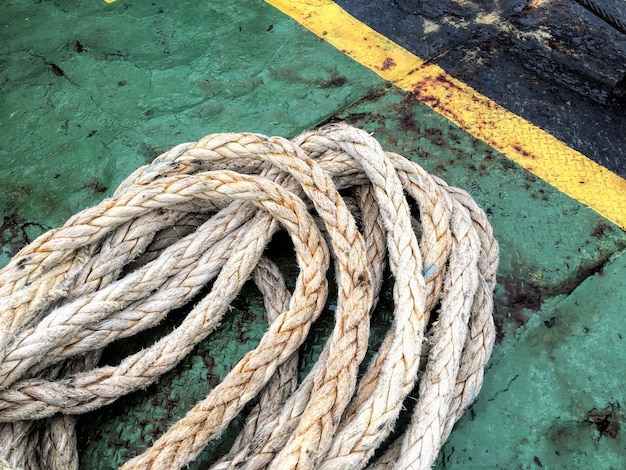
xmin=265 ymin=0 xmax=423 ymax=80
xmin=266 ymin=0 xmax=626 ymax=229
xmin=400 ymin=66 xmax=626 ymax=229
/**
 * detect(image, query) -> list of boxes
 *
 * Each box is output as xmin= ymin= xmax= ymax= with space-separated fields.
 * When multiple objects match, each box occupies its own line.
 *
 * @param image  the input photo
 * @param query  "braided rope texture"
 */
xmin=0 ymin=124 xmax=498 ymax=470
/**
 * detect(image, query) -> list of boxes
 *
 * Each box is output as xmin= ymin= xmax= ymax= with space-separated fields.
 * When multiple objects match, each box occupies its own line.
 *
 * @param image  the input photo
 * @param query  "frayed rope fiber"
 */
xmin=0 ymin=124 xmax=498 ymax=470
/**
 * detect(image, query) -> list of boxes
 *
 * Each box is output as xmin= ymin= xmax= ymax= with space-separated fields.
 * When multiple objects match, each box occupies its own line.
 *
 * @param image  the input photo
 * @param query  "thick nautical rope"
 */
xmin=0 ymin=124 xmax=498 ymax=470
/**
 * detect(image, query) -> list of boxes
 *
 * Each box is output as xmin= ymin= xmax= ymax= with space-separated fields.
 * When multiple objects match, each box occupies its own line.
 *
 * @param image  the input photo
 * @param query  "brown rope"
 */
xmin=0 ymin=124 xmax=498 ymax=470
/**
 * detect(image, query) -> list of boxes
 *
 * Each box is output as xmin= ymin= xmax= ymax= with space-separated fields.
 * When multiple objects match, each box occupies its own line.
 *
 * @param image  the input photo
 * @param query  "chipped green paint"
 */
xmin=0 ymin=0 xmax=383 ymax=268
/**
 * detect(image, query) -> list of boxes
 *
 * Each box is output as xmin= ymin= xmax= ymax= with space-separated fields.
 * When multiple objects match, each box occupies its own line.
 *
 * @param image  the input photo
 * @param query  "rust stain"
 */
xmin=48 ymin=63 xmax=65 ymax=77
xmin=513 ymin=144 xmax=535 ymax=158
xmin=0 ymin=209 xmax=48 ymax=258
xmin=587 ymin=404 xmax=624 ymax=439
xmin=590 ymin=221 xmax=611 ymax=239
xmin=318 ymin=76 xmax=348 ymax=88
xmin=410 ymin=75 xmax=509 ymax=151
xmin=434 ymin=73 xmax=450 ymax=84
xmin=381 ymin=57 xmax=396 ymax=70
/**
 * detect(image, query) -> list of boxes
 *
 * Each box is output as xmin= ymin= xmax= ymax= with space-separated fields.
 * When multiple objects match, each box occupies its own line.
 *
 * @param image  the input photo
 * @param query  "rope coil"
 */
xmin=0 ymin=124 xmax=498 ymax=470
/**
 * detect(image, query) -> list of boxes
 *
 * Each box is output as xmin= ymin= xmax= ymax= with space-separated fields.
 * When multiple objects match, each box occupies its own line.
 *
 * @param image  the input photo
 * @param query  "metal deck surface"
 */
xmin=338 ymin=0 xmax=626 ymax=177
xmin=1 ymin=0 xmax=625 ymax=468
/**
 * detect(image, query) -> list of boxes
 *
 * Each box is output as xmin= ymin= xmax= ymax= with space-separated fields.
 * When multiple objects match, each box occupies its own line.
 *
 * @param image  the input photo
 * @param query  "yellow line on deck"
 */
xmin=266 ymin=0 xmax=626 ymax=229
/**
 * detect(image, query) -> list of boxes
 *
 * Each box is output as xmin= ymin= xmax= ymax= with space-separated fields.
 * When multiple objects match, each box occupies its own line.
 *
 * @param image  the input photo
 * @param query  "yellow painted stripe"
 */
xmin=266 ymin=0 xmax=626 ymax=229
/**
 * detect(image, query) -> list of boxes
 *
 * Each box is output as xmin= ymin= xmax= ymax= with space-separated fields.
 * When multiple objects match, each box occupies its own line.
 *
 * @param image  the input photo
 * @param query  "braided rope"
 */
xmin=0 ymin=124 xmax=498 ymax=470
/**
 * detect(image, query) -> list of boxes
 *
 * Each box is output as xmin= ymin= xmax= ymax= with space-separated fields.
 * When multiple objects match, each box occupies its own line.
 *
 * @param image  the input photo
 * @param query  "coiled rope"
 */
xmin=0 ymin=124 xmax=498 ymax=470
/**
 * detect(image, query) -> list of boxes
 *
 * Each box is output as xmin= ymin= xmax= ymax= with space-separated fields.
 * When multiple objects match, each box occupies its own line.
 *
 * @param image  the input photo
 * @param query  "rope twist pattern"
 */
xmin=0 ymin=124 xmax=498 ymax=470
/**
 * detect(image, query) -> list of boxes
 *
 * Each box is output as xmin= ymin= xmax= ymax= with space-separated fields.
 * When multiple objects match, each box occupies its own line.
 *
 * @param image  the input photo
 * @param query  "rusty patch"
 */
xmin=399 ymin=110 xmax=416 ymax=131
xmin=587 ymin=404 xmax=624 ymax=439
xmin=590 ymin=221 xmax=611 ymax=239
xmin=425 ymin=127 xmax=445 ymax=146
xmin=84 ymin=179 xmax=108 ymax=193
xmin=513 ymin=144 xmax=534 ymax=158
xmin=48 ymin=62 xmax=66 ymax=77
xmin=0 ymin=209 xmax=48 ymax=258
xmin=434 ymin=73 xmax=451 ymax=84
xmin=494 ymin=273 xmax=543 ymax=342
xmin=362 ymin=87 xmax=386 ymax=102
xmin=413 ymin=73 xmax=499 ymax=113
xmin=411 ymin=79 xmax=456 ymax=115
xmin=395 ymin=93 xmax=419 ymax=131
xmin=381 ymin=57 xmax=396 ymax=70
xmin=431 ymin=73 xmax=468 ymax=94
xmin=318 ymin=76 xmax=348 ymax=88
xmin=415 ymin=93 xmax=441 ymax=108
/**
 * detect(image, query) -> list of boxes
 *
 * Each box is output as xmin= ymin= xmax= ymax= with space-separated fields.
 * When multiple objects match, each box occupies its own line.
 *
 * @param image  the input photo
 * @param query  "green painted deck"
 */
xmin=1 ymin=0 xmax=625 ymax=468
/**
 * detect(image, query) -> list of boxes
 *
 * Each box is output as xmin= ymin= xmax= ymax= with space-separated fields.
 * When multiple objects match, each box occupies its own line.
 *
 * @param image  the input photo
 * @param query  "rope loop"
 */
xmin=0 ymin=123 xmax=498 ymax=470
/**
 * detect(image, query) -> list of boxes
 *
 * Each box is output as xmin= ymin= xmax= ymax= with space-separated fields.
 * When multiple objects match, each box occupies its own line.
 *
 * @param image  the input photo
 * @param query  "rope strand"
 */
xmin=0 ymin=124 xmax=498 ymax=470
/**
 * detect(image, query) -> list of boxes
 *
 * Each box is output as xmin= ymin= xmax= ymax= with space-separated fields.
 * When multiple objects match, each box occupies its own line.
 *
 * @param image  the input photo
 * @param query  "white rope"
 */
xmin=0 ymin=124 xmax=498 ymax=470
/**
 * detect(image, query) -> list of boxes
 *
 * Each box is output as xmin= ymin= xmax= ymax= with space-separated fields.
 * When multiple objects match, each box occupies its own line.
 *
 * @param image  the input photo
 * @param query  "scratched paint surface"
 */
xmin=0 ymin=0 xmax=383 ymax=268
xmin=0 ymin=0 xmax=625 ymax=468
